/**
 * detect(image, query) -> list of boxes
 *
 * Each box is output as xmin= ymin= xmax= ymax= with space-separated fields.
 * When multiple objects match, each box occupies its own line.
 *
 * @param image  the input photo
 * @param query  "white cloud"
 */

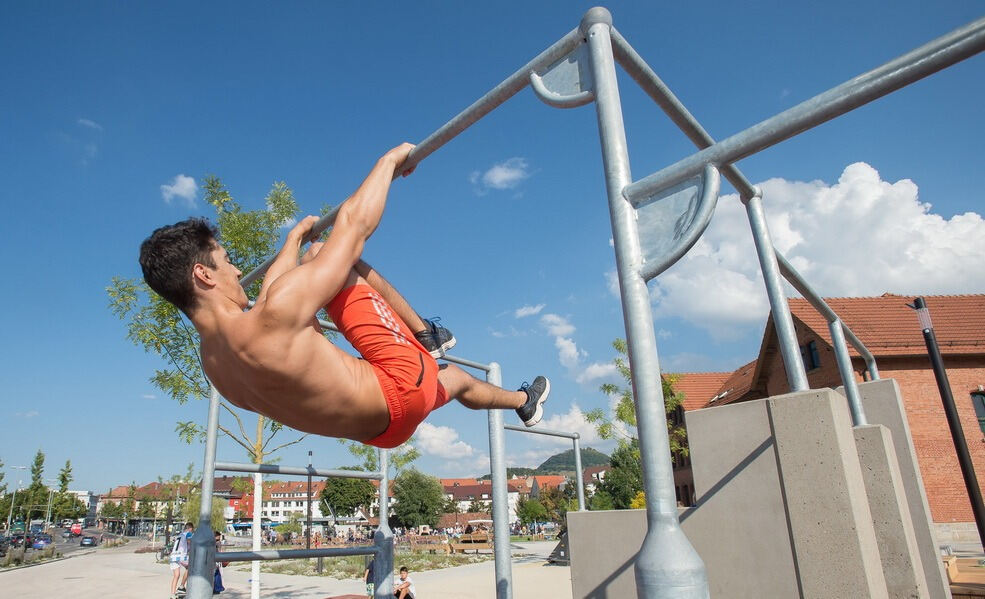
xmin=540 ymin=313 xmax=575 ymax=337
xmin=15 ymin=410 xmax=39 ymax=419
xmin=555 ymin=336 xmax=582 ymax=369
xmin=533 ymin=405 xmax=602 ymax=446
xmin=141 ymin=394 xmax=156 ymax=400
xmin=514 ymin=304 xmax=545 ymax=318
xmin=416 ymin=422 xmax=476 ymax=459
xmin=471 ymin=157 xmax=531 ymax=193
xmin=161 ymin=174 xmax=198 ymax=206
xmin=575 ymin=362 xmax=618 ymax=385
xmin=605 ymin=270 xmax=620 ymax=297
xmin=649 ymin=162 xmax=985 ymax=339
xmin=77 ymin=118 xmax=103 ymax=131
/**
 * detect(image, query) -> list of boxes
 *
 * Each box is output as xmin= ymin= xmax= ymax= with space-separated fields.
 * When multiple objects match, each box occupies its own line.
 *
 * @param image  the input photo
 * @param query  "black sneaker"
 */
xmin=415 ymin=317 xmax=456 ymax=358
xmin=516 ymin=376 xmax=550 ymax=427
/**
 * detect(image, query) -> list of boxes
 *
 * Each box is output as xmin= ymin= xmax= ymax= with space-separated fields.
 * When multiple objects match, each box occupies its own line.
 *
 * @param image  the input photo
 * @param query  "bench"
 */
xmin=408 ymin=534 xmax=451 ymax=554
xmin=450 ymin=532 xmax=493 ymax=554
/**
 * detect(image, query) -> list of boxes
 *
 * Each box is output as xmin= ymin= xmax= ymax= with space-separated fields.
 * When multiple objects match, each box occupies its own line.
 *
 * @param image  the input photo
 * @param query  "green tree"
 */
xmin=599 ymin=439 xmax=643 ymax=509
xmin=101 ymin=501 xmax=123 ymax=518
xmin=0 ymin=457 xmax=6 ymax=497
xmin=181 ymin=491 xmax=227 ymax=533
xmin=585 ymin=338 xmax=688 ymax=458
xmin=466 ymin=498 xmax=490 ymax=514
xmin=392 ymin=469 xmax=443 ymax=528
xmin=538 ymin=486 xmax=568 ymax=523
xmin=319 ymin=469 xmax=375 ymax=519
xmin=441 ymin=495 xmax=460 ymax=514
xmin=107 ymin=179 xmax=309 ymax=464
xmin=57 ymin=460 xmax=72 ymax=493
xmin=278 ymin=512 xmax=303 ymax=536
xmin=339 ymin=440 xmax=420 ymax=480
xmin=515 ymin=497 xmax=547 ymax=525
xmin=589 ymin=489 xmax=614 ymax=511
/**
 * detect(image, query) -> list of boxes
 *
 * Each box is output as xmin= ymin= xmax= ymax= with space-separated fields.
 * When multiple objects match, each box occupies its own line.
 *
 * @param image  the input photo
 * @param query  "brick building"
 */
xmin=674 ymin=293 xmax=985 ymax=537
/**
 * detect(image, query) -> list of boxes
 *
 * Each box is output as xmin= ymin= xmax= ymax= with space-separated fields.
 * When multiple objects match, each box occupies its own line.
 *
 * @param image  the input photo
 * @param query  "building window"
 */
xmin=800 ymin=340 xmax=821 ymax=371
xmin=971 ymin=393 xmax=985 ymax=436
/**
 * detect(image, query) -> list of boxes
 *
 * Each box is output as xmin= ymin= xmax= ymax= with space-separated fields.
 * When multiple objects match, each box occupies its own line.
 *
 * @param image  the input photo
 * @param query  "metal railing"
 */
xmin=504 ymin=424 xmax=588 ymax=511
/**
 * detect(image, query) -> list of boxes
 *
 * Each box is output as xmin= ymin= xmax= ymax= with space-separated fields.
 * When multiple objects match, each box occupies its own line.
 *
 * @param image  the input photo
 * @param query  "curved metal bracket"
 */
xmin=634 ymin=163 xmax=721 ymax=281
xmin=530 ymin=43 xmax=595 ymax=109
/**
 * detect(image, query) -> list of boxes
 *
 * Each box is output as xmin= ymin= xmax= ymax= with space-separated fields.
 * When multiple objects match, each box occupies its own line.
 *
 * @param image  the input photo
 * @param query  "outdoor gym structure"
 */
xmin=184 ymin=7 xmax=985 ymax=599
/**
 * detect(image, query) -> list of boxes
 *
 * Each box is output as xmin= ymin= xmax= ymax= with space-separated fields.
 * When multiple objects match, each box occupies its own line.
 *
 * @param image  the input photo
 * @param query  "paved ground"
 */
xmin=1 ymin=539 xmax=572 ymax=599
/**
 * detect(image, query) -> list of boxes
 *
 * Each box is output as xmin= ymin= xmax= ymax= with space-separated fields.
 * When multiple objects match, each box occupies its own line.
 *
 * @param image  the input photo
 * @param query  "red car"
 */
xmin=70 ymin=523 xmax=83 ymax=537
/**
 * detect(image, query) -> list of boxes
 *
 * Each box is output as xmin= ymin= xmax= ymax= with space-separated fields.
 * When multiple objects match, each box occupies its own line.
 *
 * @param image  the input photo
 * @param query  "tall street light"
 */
xmin=4 ymin=466 xmax=28 ymax=532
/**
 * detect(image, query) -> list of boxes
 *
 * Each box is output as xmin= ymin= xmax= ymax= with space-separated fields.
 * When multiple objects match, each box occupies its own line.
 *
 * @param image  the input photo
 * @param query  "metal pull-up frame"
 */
xmin=185 ymin=6 xmax=985 ymax=599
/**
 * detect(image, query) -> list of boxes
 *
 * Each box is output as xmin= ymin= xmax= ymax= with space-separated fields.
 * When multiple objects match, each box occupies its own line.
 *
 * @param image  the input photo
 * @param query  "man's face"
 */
xmin=207 ymin=243 xmax=247 ymax=307
xmin=400 ymin=570 xmax=408 ymax=580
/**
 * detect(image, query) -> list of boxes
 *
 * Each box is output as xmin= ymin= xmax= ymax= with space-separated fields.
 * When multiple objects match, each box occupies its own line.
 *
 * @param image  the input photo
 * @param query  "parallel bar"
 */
xmin=775 ymin=251 xmax=880 ymax=380
xmin=830 ymin=319 xmax=868 ymax=426
xmin=214 ymin=461 xmax=382 ymax=480
xmin=582 ymin=8 xmax=708 ymax=597
xmin=239 ymin=28 xmax=584 ymax=289
xmin=624 ymin=15 xmax=985 ymax=202
xmin=218 ymin=546 xmax=377 ymax=562
xmin=610 ymin=29 xmax=757 ymax=199
xmin=504 ymin=424 xmax=579 ymax=440
xmin=187 ymin=387 xmax=222 ymax=599
xmin=744 ymin=193 xmax=809 ymax=391
xmin=487 ymin=363 xmax=513 ymax=599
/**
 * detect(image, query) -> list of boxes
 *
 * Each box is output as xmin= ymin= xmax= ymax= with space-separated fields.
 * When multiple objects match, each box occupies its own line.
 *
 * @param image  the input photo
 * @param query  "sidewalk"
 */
xmin=1 ymin=539 xmax=571 ymax=599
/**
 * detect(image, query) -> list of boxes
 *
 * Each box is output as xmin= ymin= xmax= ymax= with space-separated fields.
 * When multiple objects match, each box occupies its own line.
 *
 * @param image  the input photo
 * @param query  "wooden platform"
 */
xmin=946 ymin=556 xmax=985 ymax=598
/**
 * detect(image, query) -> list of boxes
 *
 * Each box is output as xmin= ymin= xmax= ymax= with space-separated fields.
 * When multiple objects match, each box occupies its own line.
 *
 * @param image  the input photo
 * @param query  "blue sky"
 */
xmin=2 ymin=1 xmax=983 ymax=494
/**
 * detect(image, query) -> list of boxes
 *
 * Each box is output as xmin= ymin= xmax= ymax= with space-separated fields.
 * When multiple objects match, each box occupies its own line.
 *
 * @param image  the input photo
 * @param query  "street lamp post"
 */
xmin=4 ymin=467 xmax=28 ymax=532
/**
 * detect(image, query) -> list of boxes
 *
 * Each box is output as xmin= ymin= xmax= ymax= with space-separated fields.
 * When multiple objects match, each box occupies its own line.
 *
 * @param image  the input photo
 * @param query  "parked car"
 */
xmin=80 ymin=535 xmax=97 ymax=547
xmin=31 ymin=534 xmax=52 ymax=550
xmin=10 ymin=533 xmax=31 ymax=549
xmin=62 ymin=529 xmax=72 ymax=539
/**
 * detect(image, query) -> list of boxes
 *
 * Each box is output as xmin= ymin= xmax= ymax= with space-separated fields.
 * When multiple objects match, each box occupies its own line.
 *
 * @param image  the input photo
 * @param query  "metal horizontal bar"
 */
xmin=610 ymin=28 xmax=757 ymax=200
xmin=624 ymin=15 xmax=985 ymax=202
xmin=216 ymin=546 xmax=377 ymax=563
xmin=504 ymin=423 xmax=579 ymax=439
xmin=439 ymin=354 xmax=492 ymax=372
xmin=774 ymin=250 xmax=879 ymax=378
xmin=239 ymin=28 xmax=584 ymax=289
xmin=214 ymin=461 xmax=382 ymax=480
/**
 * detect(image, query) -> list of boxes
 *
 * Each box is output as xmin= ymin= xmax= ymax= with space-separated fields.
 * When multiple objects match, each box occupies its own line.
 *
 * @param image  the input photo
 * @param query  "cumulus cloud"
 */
xmin=575 ymin=362 xmax=618 ymax=385
xmin=515 ymin=304 xmax=545 ymax=318
xmin=555 ymin=337 xmax=582 ymax=369
xmin=161 ymin=174 xmax=198 ymax=206
xmin=416 ymin=423 xmax=476 ymax=459
xmin=649 ymin=163 xmax=985 ymax=339
xmin=77 ymin=118 xmax=103 ymax=131
xmin=533 ymin=406 xmax=602 ymax=446
xmin=540 ymin=314 xmax=575 ymax=337
xmin=470 ymin=157 xmax=531 ymax=193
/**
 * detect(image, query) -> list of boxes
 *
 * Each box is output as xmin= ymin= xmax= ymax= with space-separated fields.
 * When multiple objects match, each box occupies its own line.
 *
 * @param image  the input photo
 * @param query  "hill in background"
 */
xmin=537 ymin=447 xmax=609 ymax=473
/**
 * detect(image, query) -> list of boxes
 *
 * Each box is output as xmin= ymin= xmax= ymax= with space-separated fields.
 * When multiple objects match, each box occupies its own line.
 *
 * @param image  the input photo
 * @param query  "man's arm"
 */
xmin=262 ymin=143 xmax=414 ymax=320
xmin=254 ymin=215 xmax=320 ymax=305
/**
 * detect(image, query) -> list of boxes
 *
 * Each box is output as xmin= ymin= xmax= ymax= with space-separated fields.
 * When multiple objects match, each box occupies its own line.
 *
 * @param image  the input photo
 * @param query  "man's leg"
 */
xmin=438 ymin=364 xmax=550 ymax=427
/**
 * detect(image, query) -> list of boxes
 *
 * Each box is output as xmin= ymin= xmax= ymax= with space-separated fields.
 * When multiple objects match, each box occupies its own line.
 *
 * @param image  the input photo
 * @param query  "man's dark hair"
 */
xmin=140 ymin=218 xmax=219 ymax=315
xmin=400 ymin=566 xmax=408 ymax=573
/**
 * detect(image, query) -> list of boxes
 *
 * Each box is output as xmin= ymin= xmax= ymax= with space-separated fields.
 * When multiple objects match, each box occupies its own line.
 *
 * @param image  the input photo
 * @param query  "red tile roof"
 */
xmin=705 ymin=359 xmax=761 ymax=408
xmin=440 ymin=478 xmax=484 ymax=487
xmin=670 ymin=372 xmax=732 ymax=411
xmin=789 ymin=293 xmax=985 ymax=357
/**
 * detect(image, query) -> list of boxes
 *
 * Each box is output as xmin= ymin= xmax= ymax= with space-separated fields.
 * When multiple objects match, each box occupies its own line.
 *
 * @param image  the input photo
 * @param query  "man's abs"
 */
xmin=201 ymin=321 xmax=390 ymax=441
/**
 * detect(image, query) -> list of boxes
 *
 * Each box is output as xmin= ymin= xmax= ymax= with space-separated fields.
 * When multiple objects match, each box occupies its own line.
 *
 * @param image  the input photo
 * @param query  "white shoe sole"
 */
xmin=523 ymin=379 xmax=550 ymax=427
xmin=429 ymin=336 xmax=457 ymax=358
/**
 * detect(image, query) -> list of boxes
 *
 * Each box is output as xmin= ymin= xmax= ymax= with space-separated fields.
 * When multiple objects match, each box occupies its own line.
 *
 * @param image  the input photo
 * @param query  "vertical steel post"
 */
xmin=373 ymin=449 xmax=394 ymax=599
xmin=572 ymin=436 xmax=586 ymax=511
xmin=581 ymin=7 xmax=708 ymax=597
xmin=306 ymin=450 xmax=313 ymax=550
xmin=911 ymin=298 xmax=985 ymax=545
xmin=187 ymin=387 xmax=221 ymax=599
xmin=744 ymin=191 xmax=809 ymax=392
xmin=487 ymin=362 xmax=513 ymax=599
xmin=829 ymin=319 xmax=868 ymax=426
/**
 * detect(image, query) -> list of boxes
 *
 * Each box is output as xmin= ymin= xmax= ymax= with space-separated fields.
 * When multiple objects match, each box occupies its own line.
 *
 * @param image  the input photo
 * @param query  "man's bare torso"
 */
xmin=199 ymin=303 xmax=389 ymax=442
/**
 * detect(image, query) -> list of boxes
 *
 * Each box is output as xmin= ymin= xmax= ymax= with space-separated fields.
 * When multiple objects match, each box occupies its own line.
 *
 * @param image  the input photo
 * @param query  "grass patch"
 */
xmin=0 ymin=546 xmax=61 ymax=568
xmin=235 ymin=546 xmax=493 ymax=578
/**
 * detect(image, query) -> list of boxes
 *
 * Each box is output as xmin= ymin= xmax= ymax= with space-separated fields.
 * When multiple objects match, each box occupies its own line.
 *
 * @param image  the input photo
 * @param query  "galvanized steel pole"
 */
xmin=187 ymin=387 xmax=221 ymax=599
xmin=374 ymin=449 xmax=394 ymax=599
xmin=572 ymin=436 xmax=586 ymax=511
xmin=829 ymin=319 xmax=868 ymax=426
xmin=487 ymin=362 xmax=513 ymax=599
xmin=582 ymin=7 xmax=708 ymax=597
xmin=743 ymin=191 xmax=809 ymax=391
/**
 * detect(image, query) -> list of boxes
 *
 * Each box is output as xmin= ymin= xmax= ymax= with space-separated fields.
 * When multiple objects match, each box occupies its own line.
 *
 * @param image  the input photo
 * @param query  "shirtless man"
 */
xmin=139 ymin=143 xmax=549 ymax=448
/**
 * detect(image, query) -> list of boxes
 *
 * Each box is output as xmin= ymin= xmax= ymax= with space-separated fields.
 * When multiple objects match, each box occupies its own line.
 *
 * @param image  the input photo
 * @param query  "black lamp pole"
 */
xmin=909 ymin=297 xmax=985 ymax=545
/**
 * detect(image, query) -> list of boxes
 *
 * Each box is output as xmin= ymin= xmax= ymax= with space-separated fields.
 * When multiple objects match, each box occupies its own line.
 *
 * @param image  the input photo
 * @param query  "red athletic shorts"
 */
xmin=327 ymin=284 xmax=450 ymax=449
